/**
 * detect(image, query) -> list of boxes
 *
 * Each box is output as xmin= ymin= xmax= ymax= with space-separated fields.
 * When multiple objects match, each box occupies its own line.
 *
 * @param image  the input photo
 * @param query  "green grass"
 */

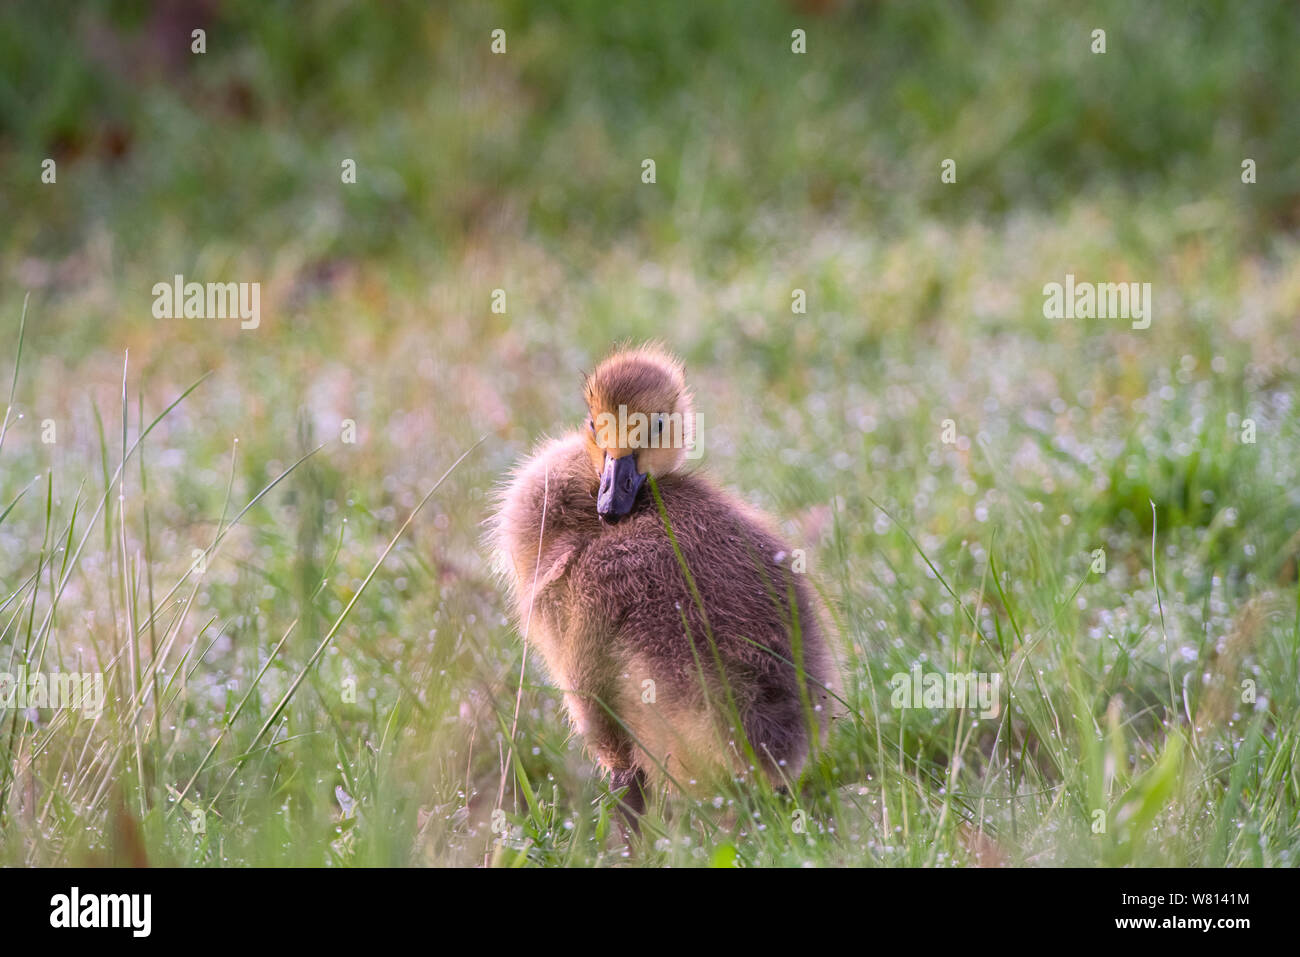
xmin=1 ymin=0 xmax=1298 ymax=866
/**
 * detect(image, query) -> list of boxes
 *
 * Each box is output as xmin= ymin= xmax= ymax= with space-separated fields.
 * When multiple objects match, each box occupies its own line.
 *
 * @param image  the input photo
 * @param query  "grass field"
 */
xmin=1 ymin=0 xmax=1298 ymax=867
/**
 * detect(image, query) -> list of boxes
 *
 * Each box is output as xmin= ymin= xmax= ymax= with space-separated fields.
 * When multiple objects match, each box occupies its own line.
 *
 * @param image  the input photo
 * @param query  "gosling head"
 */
xmin=582 ymin=344 xmax=695 ymax=524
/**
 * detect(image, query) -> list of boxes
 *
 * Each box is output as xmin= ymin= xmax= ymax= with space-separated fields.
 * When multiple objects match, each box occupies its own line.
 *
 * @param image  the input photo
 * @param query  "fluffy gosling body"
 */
xmin=491 ymin=344 xmax=835 ymax=814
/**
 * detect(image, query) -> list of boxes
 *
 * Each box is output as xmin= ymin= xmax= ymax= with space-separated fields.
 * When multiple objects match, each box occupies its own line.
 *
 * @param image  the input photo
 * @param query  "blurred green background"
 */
xmin=1 ymin=0 xmax=1298 ymax=866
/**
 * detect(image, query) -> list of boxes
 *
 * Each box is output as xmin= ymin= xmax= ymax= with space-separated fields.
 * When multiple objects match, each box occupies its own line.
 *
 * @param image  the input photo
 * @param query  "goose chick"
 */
xmin=491 ymin=344 xmax=836 ymax=814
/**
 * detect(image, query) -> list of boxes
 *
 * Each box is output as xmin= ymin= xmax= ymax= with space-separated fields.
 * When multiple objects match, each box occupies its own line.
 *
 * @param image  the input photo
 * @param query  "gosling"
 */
xmin=491 ymin=344 xmax=836 ymax=817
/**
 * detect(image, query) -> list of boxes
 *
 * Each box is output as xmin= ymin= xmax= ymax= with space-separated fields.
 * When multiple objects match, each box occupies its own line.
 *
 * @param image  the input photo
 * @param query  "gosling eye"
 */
xmin=587 ymin=416 xmax=596 ymax=435
xmin=652 ymin=414 xmax=665 ymax=436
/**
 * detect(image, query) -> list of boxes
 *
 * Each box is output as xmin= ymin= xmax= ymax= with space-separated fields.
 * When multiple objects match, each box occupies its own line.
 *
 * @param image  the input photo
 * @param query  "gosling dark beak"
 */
xmin=597 ymin=453 xmax=646 ymax=523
